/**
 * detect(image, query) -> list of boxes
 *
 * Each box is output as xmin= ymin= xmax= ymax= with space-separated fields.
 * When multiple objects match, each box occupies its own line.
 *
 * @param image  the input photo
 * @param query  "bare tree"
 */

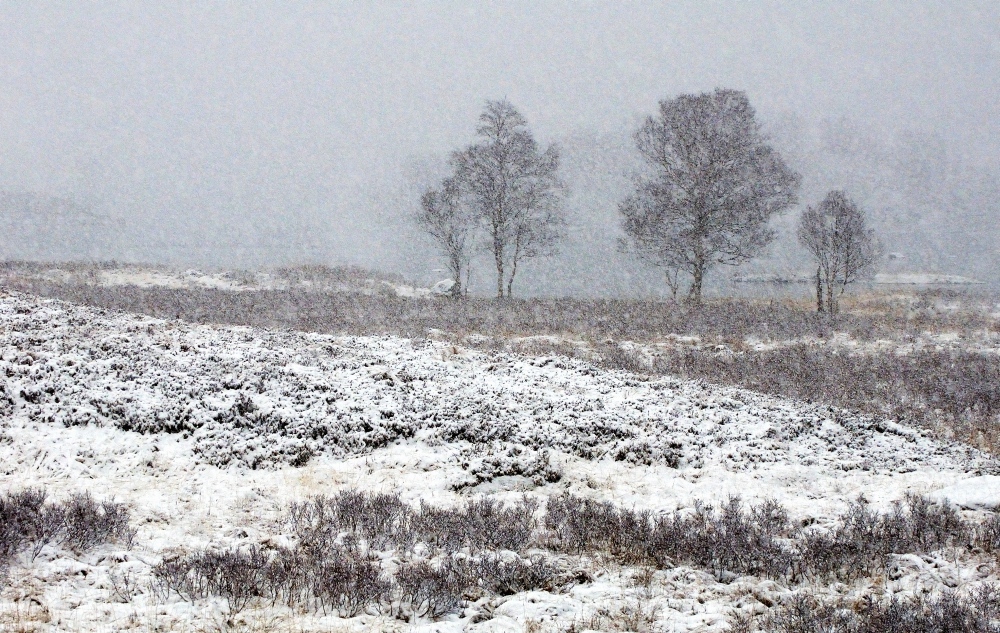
xmin=453 ymin=100 xmax=565 ymax=299
xmin=414 ymin=177 xmax=475 ymax=297
xmin=797 ymin=190 xmax=880 ymax=314
xmin=619 ymin=89 xmax=800 ymax=302
xmin=618 ymin=190 xmax=687 ymax=300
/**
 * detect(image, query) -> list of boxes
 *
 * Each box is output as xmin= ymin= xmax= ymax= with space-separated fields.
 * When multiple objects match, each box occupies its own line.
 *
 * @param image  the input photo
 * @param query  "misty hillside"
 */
xmin=6 ymin=114 xmax=995 ymax=298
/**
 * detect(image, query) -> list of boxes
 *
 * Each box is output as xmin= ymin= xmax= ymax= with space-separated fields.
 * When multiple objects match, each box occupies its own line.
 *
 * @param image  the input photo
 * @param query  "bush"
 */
xmin=154 ymin=492 xmax=554 ymax=620
xmin=0 ymin=489 xmax=48 ymax=561
xmin=0 ymin=488 xmax=134 ymax=564
xmin=147 ymin=491 xmax=995 ymax=622
xmin=474 ymin=553 xmax=560 ymax=595
xmin=20 ymin=280 xmax=1000 ymax=451
xmin=62 ymin=492 xmax=136 ymax=552
xmin=741 ymin=587 xmax=1000 ymax=633
xmin=151 ymin=546 xmax=270 ymax=615
xmin=976 ymin=512 xmax=1000 ymax=552
xmin=288 ymin=490 xmax=413 ymax=553
xmin=396 ymin=558 xmax=467 ymax=620
xmin=545 ymin=493 xmax=973 ymax=584
xmin=798 ymin=494 xmax=969 ymax=582
xmin=543 ymin=494 xmax=795 ymax=579
xmin=288 ymin=490 xmax=539 ymax=555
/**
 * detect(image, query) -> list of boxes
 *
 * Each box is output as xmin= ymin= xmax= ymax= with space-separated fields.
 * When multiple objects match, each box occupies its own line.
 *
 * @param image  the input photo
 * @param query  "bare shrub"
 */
xmin=0 ymin=489 xmax=48 ymax=562
xmin=307 ymin=547 xmax=390 ymax=617
xmin=672 ymin=497 xmax=795 ymax=580
xmin=474 ymin=553 xmax=559 ymax=595
xmin=109 ymin=568 xmax=140 ymax=603
xmin=759 ymin=593 xmax=858 ymax=632
xmin=543 ymin=494 xmax=795 ymax=579
xmin=799 ymin=494 xmax=968 ymax=582
xmin=151 ymin=556 xmax=208 ymax=604
xmin=62 ymin=493 xmax=135 ymax=552
xmin=976 ymin=512 xmax=1000 ymax=552
xmin=745 ymin=587 xmax=1000 ymax=633
xmin=152 ymin=546 xmax=269 ymax=615
xmin=412 ymin=496 xmax=539 ymax=553
xmin=288 ymin=490 xmax=538 ymax=555
xmin=288 ymin=491 xmax=413 ymax=553
xmin=147 ymin=491 xmax=996 ymax=623
xmin=396 ymin=558 xmax=468 ymax=620
xmin=0 ymin=489 xmax=134 ymax=564
xmin=544 ymin=493 xmax=975 ymax=585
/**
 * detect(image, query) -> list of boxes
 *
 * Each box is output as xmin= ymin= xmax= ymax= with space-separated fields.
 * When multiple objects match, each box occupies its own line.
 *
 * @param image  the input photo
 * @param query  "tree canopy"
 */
xmin=620 ymin=88 xmax=800 ymax=302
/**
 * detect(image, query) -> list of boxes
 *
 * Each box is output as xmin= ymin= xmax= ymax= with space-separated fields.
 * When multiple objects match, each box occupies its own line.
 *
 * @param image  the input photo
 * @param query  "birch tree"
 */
xmin=453 ymin=100 xmax=565 ymax=299
xmin=620 ymin=89 xmax=800 ymax=302
xmin=798 ymin=190 xmax=880 ymax=314
xmin=415 ymin=177 xmax=475 ymax=297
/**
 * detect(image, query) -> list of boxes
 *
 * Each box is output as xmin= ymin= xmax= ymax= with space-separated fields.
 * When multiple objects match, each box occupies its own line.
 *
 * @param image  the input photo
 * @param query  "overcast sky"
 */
xmin=1 ymin=1 xmax=998 ymax=268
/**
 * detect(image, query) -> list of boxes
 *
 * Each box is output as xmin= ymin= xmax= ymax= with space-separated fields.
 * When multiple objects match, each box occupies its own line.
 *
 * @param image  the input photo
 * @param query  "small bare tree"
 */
xmin=415 ymin=177 xmax=475 ymax=297
xmin=618 ymin=190 xmax=687 ymax=300
xmin=453 ymin=100 xmax=565 ymax=299
xmin=797 ymin=190 xmax=880 ymax=314
xmin=620 ymin=89 xmax=800 ymax=303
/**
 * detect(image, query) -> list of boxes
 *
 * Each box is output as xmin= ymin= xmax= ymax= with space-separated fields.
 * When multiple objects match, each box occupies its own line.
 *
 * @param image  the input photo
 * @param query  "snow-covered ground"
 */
xmin=0 ymin=262 xmax=434 ymax=298
xmin=1 ymin=291 xmax=997 ymax=632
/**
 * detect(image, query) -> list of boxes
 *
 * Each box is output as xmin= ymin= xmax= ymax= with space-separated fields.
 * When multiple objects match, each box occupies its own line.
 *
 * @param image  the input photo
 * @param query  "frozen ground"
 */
xmin=0 ymin=291 xmax=998 ymax=632
xmin=0 ymin=262 xmax=434 ymax=298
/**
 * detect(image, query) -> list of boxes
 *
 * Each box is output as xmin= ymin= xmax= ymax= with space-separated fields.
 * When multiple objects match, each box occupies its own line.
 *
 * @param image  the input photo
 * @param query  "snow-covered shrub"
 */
xmin=5 ymin=292 xmax=994 ymax=474
xmin=151 ymin=546 xmax=270 ymax=615
xmin=798 ymin=494 xmax=968 ymax=582
xmin=396 ymin=558 xmax=468 ymax=620
xmin=0 ymin=488 xmax=134 ymax=565
xmin=456 ymin=446 xmax=564 ymax=489
xmin=62 ymin=492 xmax=136 ymax=552
xmin=976 ymin=512 xmax=1000 ymax=552
xmin=743 ymin=587 xmax=1000 ymax=633
xmin=473 ymin=553 xmax=560 ymax=596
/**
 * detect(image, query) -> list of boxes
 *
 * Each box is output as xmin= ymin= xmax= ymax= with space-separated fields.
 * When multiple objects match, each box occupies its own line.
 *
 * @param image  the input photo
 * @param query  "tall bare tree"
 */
xmin=620 ymin=89 xmax=800 ymax=302
xmin=453 ymin=100 xmax=565 ymax=299
xmin=414 ymin=177 xmax=474 ymax=297
xmin=798 ymin=190 xmax=880 ymax=314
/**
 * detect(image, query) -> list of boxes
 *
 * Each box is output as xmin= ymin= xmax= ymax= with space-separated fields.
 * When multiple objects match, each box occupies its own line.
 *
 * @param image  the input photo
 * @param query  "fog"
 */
xmin=2 ymin=2 xmax=998 ymax=295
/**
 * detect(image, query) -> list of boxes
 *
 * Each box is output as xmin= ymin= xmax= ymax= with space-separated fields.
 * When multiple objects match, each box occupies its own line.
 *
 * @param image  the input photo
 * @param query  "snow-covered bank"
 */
xmin=0 ymin=291 xmax=997 ymax=632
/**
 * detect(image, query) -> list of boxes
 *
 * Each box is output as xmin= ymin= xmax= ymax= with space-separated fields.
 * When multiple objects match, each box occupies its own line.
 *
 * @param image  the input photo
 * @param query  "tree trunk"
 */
xmin=688 ymin=252 xmax=705 ymax=304
xmin=826 ymin=277 xmax=836 ymax=315
xmin=494 ymin=246 xmax=505 ymax=300
xmin=506 ymin=257 xmax=518 ymax=298
xmin=449 ymin=252 xmax=463 ymax=299
xmin=816 ymin=267 xmax=824 ymax=312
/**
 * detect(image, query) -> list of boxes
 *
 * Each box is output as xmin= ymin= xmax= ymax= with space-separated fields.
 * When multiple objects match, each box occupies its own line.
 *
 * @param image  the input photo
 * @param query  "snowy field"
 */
xmin=1 ymin=291 xmax=998 ymax=632
xmin=0 ymin=262 xmax=431 ymax=297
